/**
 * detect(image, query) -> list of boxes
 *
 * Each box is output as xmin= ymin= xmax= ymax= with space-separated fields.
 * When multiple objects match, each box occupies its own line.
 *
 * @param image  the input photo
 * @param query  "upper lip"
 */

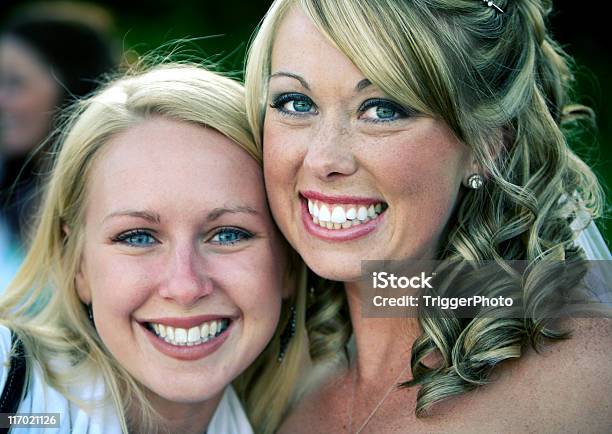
xmin=139 ymin=314 xmax=236 ymax=329
xmin=301 ymin=190 xmax=385 ymax=206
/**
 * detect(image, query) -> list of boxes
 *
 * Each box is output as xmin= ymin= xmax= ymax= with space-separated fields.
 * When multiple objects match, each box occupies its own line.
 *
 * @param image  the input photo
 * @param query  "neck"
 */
xmin=129 ymin=388 xmax=224 ymax=434
xmin=344 ymin=279 xmax=420 ymax=382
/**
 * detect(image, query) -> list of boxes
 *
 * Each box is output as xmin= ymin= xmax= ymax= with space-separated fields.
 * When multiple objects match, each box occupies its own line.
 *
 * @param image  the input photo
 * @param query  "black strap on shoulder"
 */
xmin=0 ymin=331 xmax=27 ymax=426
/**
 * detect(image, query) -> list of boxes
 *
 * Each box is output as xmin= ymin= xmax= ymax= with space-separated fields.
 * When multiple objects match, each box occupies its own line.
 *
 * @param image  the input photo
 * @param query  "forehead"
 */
xmin=271 ymin=7 xmax=365 ymax=84
xmin=87 ymin=117 xmax=265 ymax=217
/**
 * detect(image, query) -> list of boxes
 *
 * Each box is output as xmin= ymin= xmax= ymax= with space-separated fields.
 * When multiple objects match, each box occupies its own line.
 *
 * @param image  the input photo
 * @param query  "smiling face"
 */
xmin=0 ymin=38 xmax=60 ymax=155
xmin=263 ymin=7 xmax=474 ymax=281
xmin=76 ymin=117 xmax=285 ymax=408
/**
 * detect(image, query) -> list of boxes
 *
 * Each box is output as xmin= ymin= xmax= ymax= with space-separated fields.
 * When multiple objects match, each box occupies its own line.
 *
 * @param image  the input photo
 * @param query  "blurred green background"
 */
xmin=2 ymin=0 xmax=609 ymax=245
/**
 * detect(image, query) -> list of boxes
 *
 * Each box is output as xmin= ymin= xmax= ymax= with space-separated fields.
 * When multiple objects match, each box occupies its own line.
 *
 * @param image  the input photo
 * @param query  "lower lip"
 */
xmin=300 ymin=199 xmax=386 ymax=242
xmin=141 ymin=321 xmax=233 ymax=361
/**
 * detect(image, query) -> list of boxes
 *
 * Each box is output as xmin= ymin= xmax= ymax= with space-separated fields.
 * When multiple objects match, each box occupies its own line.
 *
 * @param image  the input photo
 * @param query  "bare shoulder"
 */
xmin=532 ymin=317 xmax=612 ymax=383
xmin=280 ymin=321 xmax=611 ymax=433
xmin=482 ymin=317 xmax=612 ymax=432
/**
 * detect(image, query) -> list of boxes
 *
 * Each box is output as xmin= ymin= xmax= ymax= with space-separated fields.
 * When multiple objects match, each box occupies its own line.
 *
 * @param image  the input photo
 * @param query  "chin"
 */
xmin=149 ymin=379 xmax=227 ymax=404
xmin=306 ymin=255 xmax=365 ymax=283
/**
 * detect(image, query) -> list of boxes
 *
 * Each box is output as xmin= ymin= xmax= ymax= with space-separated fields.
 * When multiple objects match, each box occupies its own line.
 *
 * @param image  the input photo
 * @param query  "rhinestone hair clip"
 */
xmin=481 ymin=0 xmax=504 ymax=13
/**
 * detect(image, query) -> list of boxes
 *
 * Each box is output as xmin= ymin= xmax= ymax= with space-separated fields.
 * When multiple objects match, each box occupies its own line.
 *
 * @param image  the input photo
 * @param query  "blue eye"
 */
xmin=210 ymin=228 xmax=253 ymax=246
xmin=114 ymin=230 xmax=157 ymax=247
xmin=359 ymin=99 xmax=411 ymax=122
xmin=270 ymin=93 xmax=317 ymax=115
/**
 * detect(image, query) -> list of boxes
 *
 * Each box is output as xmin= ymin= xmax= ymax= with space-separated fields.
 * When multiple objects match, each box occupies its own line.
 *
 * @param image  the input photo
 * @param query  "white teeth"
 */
xmin=306 ymin=198 xmax=386 ymax=229
xmin=367 ymin=205 xmax=376 ymax=218
xmin=174 ymin=328 xmax=187 ymax=344
xmin=318 ymin=204 xmax=331 ymax=222
xmin=210 ymin=321 xmax=218 ymax=336
xmin=331 ymin=206 xmax=346 ymax=223
xmin=149 ymin=319 xmax=229 ymax=346
xmin=187 ymin=326 xmax=200 ymax=343
xmin=200 ymin=323 xmax=209 ymax=340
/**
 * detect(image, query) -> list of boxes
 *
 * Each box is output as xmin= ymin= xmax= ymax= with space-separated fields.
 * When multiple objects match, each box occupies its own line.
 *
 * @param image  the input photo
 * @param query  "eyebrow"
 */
xmin=270 ymin=71 xmax=310 ymax=90
xmin=103 ymin=206 xmax=259 ymax=224
xmin=270 ymin=71 xmax=372 ymax=93
xmin=206 ymin=206 xmax=259 ymax=222
xmin=103 ymin=210 xmax=161 ymax=224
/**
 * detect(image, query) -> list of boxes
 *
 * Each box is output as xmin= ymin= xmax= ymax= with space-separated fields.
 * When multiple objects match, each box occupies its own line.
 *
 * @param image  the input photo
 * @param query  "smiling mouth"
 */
xmin=303 ymin=196 xmax=388 ymax=229
xmin=144 ymin=318 xmax=230 ymax=347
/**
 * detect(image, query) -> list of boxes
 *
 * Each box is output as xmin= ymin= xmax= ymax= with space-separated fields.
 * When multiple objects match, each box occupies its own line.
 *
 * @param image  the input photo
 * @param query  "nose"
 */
xmin=158 ymin=241 xmax=213 ymax=307
xmin=303 ymin=119 xmax=358 ymax=181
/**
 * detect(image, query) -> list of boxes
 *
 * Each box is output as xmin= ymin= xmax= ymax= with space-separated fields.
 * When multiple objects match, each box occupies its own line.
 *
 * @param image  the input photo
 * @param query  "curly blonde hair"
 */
xmin=245 ymin=0 xmax=604 ymax=416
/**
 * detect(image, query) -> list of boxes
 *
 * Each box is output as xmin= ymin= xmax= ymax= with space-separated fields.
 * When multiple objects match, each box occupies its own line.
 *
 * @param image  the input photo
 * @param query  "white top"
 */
xmin=0 ymin=325 xmax=253 ymax=434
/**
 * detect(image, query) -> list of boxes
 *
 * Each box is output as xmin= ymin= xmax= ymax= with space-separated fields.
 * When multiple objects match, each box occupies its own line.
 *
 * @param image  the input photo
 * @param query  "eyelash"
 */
xmin=111 ymin=227 xmax=254 ymax=248
xmin=358 ymin=98 xmax=411 ymax=123
xmin=209 ymin=227 xmax=254 ymax=246
xmin=112 ymin=229 xmax=157 ymax=247
xmin=270 ymin=93 xmax=413 ymax=123
xmin=269 ymin=92 xmax=317 ymax=117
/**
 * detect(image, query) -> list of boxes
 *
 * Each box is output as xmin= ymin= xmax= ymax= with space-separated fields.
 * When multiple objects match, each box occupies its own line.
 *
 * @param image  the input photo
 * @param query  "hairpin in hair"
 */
xmin=481 ymin=0 xmax=504 ymax=13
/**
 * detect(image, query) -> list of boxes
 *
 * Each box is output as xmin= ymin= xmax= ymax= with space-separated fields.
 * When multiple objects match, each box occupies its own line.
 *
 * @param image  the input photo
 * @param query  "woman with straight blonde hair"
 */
xmin=245 ymin=0 xmax=611 ymax=432
xmin=0 ymin=62 xmax=308 ymax=434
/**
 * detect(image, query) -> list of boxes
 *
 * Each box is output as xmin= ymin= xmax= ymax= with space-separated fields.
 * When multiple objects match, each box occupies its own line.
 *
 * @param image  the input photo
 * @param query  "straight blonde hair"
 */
xmin=0 ymin=62 xmax=308 ymax=433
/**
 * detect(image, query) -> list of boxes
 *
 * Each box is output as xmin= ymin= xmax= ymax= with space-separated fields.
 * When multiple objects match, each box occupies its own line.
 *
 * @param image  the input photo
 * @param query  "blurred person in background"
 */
xmin=0 ymin=2 xmax=119 ymax=291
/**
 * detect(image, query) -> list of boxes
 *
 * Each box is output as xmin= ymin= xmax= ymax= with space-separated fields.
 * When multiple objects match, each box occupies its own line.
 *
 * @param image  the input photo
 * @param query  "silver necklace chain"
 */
xmin=347 ymin=361 xmax=411 ymax=434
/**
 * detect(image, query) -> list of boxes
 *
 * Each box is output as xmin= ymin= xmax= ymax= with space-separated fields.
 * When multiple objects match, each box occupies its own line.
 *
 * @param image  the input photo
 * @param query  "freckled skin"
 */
xmin=265 ymin=8 xmax=612 ymax=434
xmin=264 ymin=7 xmax=473 ymax=282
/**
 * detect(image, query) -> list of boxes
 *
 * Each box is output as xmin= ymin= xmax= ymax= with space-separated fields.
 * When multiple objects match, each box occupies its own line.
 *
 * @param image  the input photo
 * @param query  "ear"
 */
xmin=461 ymin=127 xmax=506 ymax=187
xmin=75 ymin=263 xmax=92 ymax=305
xmin=462 ymin=155 xmax=485 ymax=188
xmin=472 ymin=127 xmax=507 ymax=178
xmin=66 ymin=225 xmax=92 ymax=305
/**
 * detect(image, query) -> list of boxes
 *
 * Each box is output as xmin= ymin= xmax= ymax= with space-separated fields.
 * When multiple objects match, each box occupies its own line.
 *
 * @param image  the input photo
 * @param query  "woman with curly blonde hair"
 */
xmin=0 ymin=62 xmax=308 ymax=433
xmin=245 ymin=0 xmax=611 ymax=432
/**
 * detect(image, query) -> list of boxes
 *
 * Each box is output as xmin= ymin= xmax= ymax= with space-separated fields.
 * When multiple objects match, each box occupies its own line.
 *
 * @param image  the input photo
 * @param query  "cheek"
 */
xmin=373 ymin=132 xmax=467 ymax=199
xmin=213 ymin=245 xmax=284 ymax=333
xmin=263 ymin=123 xmax=303 ymax=234
xmin=263 ymin=118 xmax=309 ymax=179
xmin=87 ymin=252 xmax=156 ymax=319
xmin=370 ymin=134 xmax=468 ymax=246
